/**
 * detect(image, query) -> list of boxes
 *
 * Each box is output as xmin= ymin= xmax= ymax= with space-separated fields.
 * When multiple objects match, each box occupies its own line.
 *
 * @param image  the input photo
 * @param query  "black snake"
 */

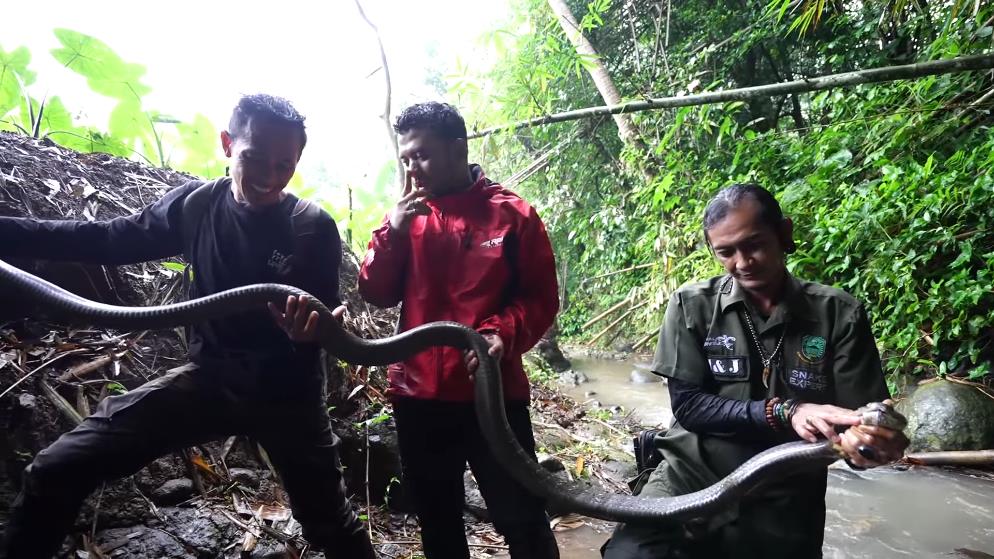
xmin=0 ymin=258 xmax=906 ymax=523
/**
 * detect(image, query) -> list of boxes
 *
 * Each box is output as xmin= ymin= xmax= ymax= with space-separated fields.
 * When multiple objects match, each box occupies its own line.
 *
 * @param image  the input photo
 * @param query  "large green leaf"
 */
xmin=0 ymin=44 xmax=35 ymax=118
xmin=176 ymin=114 xmax=225 ymax=177
xmin=50 ymin=29 xmax=151 ymax=100
xmin=39 ymin=96 xmax=74 ymax=135
xmin=108 ymin=98 xmax=149 ymax=143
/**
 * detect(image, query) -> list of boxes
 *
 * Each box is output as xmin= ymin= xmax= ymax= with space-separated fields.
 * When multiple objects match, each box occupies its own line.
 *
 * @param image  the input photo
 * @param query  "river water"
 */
xmin=543 ymin=357 xmax=994 ymax=558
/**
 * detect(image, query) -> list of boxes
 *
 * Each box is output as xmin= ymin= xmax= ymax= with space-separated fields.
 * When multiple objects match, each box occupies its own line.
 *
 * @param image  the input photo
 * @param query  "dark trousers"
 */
xmin=393 ymin=397 xmax=559 ymax=559
xmin=0 ymin=362 xmax=375 ymax=559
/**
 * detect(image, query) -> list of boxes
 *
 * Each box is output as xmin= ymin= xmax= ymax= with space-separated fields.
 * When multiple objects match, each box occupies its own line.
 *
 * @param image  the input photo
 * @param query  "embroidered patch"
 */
xmin=788 ymin=369 xmax=828 ymax=392
xmin=267 ymin=250 xmax=292 ymax=275
xmin=480 ymin=236 xmax=504 ymax=248
xmin=801 ymin=335 xmax=827 ymax=361
xmin=704 ymin=335 xmax=737 ymax=351
xmin=707 ymin=356 xmax=748 ymax=380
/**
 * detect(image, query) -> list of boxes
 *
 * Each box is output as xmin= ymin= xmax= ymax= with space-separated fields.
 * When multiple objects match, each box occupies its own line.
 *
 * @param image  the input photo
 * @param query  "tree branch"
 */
xmin=468 ymin=53 xmax=994 ymax=139
xmin=354 ymin=0 xmax=403 ymax=188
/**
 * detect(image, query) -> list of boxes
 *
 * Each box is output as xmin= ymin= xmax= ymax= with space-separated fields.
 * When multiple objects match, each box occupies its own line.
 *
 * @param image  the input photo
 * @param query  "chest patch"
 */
xmin=800 ymin=335 xmax=827 ymax=362
xmin=704 ymin=334 xmax=737 ymax=351
xmin=708 ymin=356 xmax=748 ymax=379
xmin=480 ymin=236 xmax=504 ymax=249
xmin=788 ymin=368 xmax=828 ymax=392
xmin=267 ymin=250 xmax=292 ymax=275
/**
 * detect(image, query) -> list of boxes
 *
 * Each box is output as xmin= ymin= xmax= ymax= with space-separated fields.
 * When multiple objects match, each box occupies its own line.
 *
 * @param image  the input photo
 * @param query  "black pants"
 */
xmin=0 ymin=362 xmax=375 ymax=559
xmin=393 ymin=397 xmax=559 ymax=559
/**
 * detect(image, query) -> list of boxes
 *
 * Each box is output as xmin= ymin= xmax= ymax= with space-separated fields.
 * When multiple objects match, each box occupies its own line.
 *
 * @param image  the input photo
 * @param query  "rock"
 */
xmin=378 ymin=543 xmax=408 ymax=558
xmin=93 ymin=526 xmax=195 ymax=558
xmin=227 ymin=467 xmax=260 ymax=488
xmin=630 ymin=369 xmax=663 ymax=383
xmin=463 ymin=471 xmax=489 ymax=521
xmin=339 ymin=421 xmax=404 ymax=507
xmin=150 ymin=478 xmax=194 ymax=506
xmin=899 ymin=379 xmax=994 ymax=452
xmin=535 ymin=336 xmax=573 ymax=373
xmin=558 ymin=369 xmax=588 ymax=387
xmin=537 ymin=454 xmax=566 ymax=473
xmin=16 ymin=394 xmax=37 ymax=411
xmin=613 ymin=341 xmax=635 ymax=353
xmin=600 ymin=459 xmax=638 ymax=484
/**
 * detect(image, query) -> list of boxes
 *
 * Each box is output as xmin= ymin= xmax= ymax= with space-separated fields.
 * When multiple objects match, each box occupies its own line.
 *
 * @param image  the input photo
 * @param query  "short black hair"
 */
xmin=228 ymin=93 xmax=307 ymax=150
xmin=393 ymin=102 xmax=467 ymax=141
xmin=703 ymin=183 xmax=785 ymax=232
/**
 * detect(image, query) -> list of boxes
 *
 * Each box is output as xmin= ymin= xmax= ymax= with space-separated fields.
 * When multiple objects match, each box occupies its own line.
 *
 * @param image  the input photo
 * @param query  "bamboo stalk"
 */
xmin=905 ymin=449 xmax=994 ymax=467
xmin=581 ymin=297 xmax=631 ymax=330
xmin=633 ymin=329 xmax=659 ymax=351
xmin=467 ymin=54 xmax=994 ymax=139
xmin=40 ymin=381 xmax=82 ymax=425
xmin=588 ymin=300 xmax=652 ymax=346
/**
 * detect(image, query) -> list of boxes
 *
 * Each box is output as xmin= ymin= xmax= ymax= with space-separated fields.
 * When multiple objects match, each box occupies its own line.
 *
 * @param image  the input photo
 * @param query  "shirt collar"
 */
xmin=719 ymin=274 xmax=815 ymax=331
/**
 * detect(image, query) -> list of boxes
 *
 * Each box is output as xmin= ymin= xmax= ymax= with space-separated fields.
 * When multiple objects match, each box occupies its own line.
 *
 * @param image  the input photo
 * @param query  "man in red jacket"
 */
xmin=359 ymin=102 xmax=560 ymax=559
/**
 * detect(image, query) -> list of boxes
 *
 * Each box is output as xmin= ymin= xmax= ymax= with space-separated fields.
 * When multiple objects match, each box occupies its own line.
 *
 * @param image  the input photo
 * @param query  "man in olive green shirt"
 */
xmin=602 ymin=183 xmax=908 ymax=559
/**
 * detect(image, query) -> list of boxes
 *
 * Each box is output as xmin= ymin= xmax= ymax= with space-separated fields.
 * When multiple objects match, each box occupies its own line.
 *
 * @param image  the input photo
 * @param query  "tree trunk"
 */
xmin=546 ymin=0 xmax=646 ymax=151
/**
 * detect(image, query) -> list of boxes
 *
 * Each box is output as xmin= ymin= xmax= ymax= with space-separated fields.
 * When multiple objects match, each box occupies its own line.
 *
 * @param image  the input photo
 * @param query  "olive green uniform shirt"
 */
xmin=642 ymin=274 xmax=889 ymax=557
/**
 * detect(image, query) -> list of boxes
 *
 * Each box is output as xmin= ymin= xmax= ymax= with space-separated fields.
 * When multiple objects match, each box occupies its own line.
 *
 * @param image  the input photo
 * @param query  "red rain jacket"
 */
xmin=358 ymin=167 xmax=559 ymax=402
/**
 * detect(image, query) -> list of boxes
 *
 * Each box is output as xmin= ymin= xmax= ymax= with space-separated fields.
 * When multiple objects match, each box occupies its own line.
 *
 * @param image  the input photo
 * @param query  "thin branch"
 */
xmin=468 ymin=53 xmax=994 ymax=139
xmin=354 ymin=0 xmax=403 ymax=189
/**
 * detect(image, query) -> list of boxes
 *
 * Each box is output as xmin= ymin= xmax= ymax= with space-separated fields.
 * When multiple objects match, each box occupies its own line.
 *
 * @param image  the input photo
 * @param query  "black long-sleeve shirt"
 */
xmin=668 ymin=377 xmax=770 ymax=434
xmin=0 ymin=179 xmax=343 ymax=366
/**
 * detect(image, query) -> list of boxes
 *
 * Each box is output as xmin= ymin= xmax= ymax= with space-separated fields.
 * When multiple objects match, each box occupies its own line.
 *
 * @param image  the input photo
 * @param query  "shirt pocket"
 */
xmin=703 ymin=332 xmax=750 ymax=383
xmin=783 ymin=355 xmax=833 ymax=402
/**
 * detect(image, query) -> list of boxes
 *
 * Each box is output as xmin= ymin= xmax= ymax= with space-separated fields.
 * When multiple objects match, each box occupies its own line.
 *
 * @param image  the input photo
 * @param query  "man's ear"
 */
xmin=452 ymin=137 xmax=469 ymax=162
xmin=780 ymin=217 xmax=797 ymax=254
xmin=220 ymin=130 xmax=233 ymax=157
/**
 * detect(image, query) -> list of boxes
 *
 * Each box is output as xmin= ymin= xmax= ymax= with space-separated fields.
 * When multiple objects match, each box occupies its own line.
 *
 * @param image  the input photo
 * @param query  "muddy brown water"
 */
xmin=539 ymin=357 xmax=994 ymax=558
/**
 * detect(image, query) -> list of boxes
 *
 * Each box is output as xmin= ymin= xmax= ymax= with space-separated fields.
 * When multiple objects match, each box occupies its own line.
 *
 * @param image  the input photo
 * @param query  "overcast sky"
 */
xmin=2 ymin=0 xmax=510 ymax=188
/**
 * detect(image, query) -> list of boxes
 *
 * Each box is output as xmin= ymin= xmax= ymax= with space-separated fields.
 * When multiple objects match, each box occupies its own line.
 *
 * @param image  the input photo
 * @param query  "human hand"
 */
xmin=840 ymin=400 xmax=909 ymax=468
xmin=464 ymin=333 xmax=504 ymax=379
xmin=268 ymin=295 xmax=346 ymax=342
xmin=389 ymin=171 xmax=431 ymax=233
xmin=790 ymin=402 xmax=861 ymax=443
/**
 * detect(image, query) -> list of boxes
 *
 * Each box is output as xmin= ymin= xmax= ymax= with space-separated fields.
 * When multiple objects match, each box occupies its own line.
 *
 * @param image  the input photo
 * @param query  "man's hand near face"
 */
xmin=390 ymin=172 xmax=431 ymax=234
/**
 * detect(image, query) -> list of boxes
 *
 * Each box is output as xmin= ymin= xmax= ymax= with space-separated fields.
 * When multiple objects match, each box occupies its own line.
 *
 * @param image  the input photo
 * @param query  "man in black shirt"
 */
xmin=0 ymin=94 xmax=376 ymax=559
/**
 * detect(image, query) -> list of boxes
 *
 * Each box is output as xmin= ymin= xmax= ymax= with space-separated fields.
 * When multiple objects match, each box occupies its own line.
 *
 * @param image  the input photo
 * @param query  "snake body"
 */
xmin=0 ymin=258 xmax=903 ymax=523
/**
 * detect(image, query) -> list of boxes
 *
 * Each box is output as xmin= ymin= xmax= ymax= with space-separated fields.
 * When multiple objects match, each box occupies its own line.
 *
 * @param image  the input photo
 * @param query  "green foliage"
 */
xmin=524 ymin=354 xmax=559 ymax=386
xmin=1 ymin=30 xmax=225 ymax=178
xmin=454 ymin=0 xmax=994 ymax=387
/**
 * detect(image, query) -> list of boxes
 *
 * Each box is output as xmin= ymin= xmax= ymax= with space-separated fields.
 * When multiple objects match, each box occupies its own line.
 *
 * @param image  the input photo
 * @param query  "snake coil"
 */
xmin=0 ymin=258 xmax=904 ymax=523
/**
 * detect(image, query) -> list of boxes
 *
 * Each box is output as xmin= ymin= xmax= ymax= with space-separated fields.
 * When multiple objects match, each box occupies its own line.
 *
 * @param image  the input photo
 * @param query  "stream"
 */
xmin=544 ymin=356 xmax=994 ymax=558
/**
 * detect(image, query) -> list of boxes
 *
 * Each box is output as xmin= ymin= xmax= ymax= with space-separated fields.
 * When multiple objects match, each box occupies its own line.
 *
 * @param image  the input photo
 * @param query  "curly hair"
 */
xmin=228 ymin=93 xmax=307 ymax=149
xmin=393 ymin=101 xmax=467 ymax=141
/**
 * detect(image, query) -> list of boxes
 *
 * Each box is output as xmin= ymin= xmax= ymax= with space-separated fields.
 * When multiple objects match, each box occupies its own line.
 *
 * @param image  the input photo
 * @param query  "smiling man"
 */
xmin=0 ymin=94 xmax=375 ymax=559
xmin=602 ymin=183 xmax=908 ymax=559
xmin=358 ymin=102 xmax=561 ymax=559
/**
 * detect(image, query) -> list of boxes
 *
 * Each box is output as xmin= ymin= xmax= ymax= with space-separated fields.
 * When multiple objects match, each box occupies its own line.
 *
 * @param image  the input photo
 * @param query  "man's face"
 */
xmin=221 ymin=117 xmax=302 ymax=208
xmin=706 ymin=198 xmax=792 ymax=295
xmin=397 ymin=128 xmax=466 ymax=196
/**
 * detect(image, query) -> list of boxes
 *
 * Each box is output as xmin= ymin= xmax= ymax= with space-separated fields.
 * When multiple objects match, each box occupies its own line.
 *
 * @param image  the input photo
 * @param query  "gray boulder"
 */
xmin=899 ymin=379 xmax=994 ymax=452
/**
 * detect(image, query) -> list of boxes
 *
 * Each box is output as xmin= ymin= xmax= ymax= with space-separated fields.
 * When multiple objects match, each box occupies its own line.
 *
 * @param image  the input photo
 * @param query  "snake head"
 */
xmin=856 ymin=401 xmax=908 ymax=432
